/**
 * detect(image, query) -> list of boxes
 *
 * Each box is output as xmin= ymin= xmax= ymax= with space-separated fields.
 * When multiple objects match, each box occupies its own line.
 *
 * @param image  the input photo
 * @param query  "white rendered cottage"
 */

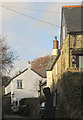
xmin=5 ymin=62 xmax=46 ymax=111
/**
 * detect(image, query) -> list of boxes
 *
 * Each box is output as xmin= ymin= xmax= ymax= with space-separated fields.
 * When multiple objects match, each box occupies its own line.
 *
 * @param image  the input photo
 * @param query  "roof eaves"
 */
xmin=68 ymin=31 xmax=83 ymax=34
xmin=46 ymin=55 xmax=56 ymax=71
xmin=5 ymin=68 xmax=28 ymax=87
xmin=4 ymin=92 xmax=11 ymax=96
xmin=46 ymin=51 xmax=60 ymax=71
xmin=40 ymin=81 xmax=47 ymax=87
xmin=51 ymin=53 xmax=60 ymax=70
xmin=31 ymin=68 xmax=45 ymax=78
xmin=62 ymin=5 xmax=83 ymax=8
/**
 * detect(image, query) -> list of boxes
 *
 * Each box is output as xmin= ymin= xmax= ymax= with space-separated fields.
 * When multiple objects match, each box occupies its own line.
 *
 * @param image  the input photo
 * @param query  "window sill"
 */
xmin=17 ymin=88 xmax=23 ymax=89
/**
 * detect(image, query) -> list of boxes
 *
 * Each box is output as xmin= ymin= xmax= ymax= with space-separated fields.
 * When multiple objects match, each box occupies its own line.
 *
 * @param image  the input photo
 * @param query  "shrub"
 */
xmin=19 ymin=98 xmax=40 ymax=117
xmin=55 ymin=72 xmax=83 ymax=119
xmin=38 ymin=95 xmax=46 ymax=104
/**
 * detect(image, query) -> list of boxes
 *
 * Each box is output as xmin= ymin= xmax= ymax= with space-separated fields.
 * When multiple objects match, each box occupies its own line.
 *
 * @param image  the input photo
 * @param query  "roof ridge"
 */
xmin=5 ymin=68 xmax=28 ymax=87
xmin=62 ymin=5 xmax=83 ymax=8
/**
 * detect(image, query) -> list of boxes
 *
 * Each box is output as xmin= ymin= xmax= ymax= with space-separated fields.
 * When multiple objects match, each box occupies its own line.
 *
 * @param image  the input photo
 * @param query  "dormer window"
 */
xmin=17 ymin=80 xmax=23 ymax=89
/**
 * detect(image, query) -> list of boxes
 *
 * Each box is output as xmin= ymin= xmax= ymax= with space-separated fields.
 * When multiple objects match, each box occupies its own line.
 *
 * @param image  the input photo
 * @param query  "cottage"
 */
xmin=46 ymin=5 xmax=83 ymax=105
xmin=5 ymin=62 xmax=46 ymax=111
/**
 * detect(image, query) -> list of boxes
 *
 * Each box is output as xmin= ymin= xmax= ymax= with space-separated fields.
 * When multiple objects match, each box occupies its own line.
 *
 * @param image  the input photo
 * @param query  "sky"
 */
xmin=0 ymin=0 xmax=82 ymax=76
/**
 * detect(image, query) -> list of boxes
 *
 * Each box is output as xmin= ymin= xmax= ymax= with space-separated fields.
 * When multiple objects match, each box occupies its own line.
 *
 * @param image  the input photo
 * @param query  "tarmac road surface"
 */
xmin=2 ymin=115 xmax=41 ymax=120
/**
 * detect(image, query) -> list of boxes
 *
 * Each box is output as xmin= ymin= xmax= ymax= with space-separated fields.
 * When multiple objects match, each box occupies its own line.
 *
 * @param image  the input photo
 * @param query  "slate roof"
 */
xmin=46 ymin=5 xmax=83 ymax=71
xmin=31 ymin=68 xmax=46 ymax=78
xmin=63 ymin=5 xmax=83 ymax=33
xmin=46 ymin=51 xmax=60 ymax=71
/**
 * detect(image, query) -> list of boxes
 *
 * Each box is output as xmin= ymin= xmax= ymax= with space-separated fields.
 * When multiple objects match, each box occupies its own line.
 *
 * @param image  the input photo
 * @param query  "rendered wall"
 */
xmin=46 ymin=71 xmax=52 ymax=88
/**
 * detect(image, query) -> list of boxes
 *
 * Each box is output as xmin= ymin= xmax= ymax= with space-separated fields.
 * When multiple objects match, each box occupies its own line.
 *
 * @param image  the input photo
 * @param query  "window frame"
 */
xmin=17 ymin=80 xmax=23 ymax=89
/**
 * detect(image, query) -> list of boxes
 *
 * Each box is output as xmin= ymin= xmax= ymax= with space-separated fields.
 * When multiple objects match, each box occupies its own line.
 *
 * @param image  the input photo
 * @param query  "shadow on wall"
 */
xmin=3 ymin=97 xmax=11 ymax=115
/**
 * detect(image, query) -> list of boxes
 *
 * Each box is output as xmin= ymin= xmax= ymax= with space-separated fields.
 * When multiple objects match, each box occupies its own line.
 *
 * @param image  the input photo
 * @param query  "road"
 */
xmin=2 ymin=115 xmax=41 ymax=120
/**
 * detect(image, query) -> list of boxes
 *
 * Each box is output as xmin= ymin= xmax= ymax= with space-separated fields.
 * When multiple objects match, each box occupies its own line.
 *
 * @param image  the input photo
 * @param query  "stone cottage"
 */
xmin=46 ymin=5 xmax=83 ymax=106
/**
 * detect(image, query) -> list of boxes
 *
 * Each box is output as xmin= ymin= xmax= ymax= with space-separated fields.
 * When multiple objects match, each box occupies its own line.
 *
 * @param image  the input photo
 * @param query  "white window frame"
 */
xmin=17 ymin=80 xmax=23 ymax=89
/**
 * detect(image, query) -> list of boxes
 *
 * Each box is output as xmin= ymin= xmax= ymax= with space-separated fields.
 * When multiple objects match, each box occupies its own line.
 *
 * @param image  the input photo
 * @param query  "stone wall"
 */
xmin=53 ymin=34 xmax=83 ymax=88
xmin=49 ymin=34 xmax=83 ymax=107
xmin=47 ymin=34 xmax=83 ymax=93
xmin=70 ymin=34 xmax=83 ymax=49
xmin=69 ymin=34 xmax=83 ymax=68
xmin=53 ymin=34 xmax=69 ymax=86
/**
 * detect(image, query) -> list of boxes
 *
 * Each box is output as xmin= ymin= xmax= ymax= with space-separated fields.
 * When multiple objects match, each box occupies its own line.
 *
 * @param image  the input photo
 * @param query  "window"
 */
xmin=76 ymin=56 xmax=83 ymax=69
xmin=79 ymin=56 xmax=83 ymax=69
xmin=17 ymin=80 xmax=23 ymax=89
xmin=72 ymin=62 xmax=75 ymax=67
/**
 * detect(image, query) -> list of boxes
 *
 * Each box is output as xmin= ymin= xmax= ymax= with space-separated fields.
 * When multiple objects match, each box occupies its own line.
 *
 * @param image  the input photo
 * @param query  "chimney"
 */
xmin=52 ymin=36 xmax=58 ymax=55
xmin=19 ymin=71 xmax=21 ymax=74
xmin=28 ymin=61 xmax=31 ymax=70
xmin=28 ymin=61 xmax=30 ymax=64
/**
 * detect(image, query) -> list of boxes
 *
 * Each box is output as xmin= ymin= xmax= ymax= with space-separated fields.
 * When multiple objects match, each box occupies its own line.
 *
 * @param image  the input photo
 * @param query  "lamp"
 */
xmin=72 ymin=57 xmax=76 ymax=63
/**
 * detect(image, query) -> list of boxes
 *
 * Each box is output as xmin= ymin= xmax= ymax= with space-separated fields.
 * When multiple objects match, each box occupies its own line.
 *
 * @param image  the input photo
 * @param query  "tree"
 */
xmin=31 ymin=55 xmax=51 ymax=77
xmin=2 ymin=76 xmax=11 ymax=86
xmin=0 ymin=37 xmax=18 ymax=73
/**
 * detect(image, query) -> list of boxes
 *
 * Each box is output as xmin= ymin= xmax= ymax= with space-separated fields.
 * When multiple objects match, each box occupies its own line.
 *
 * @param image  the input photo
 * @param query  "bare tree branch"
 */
xmin=0 ymin=37 xmax=18 ymax=73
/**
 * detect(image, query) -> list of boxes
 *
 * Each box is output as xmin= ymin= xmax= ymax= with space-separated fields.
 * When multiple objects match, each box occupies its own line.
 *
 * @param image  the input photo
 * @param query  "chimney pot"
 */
xmin=19 ymin=71 xmax=21 ymax=74
xmin=28 ymin=61 xmax=31 ymax=69
xmin=55 ymin=36 xmax=57 ymax=40
xmin=53 ymin=36 xmax=58 ymax=49
xmin=52 ymin=36 xmax=59 ymax=55
xmin=28 ymin=61 xmax=30 ymax=64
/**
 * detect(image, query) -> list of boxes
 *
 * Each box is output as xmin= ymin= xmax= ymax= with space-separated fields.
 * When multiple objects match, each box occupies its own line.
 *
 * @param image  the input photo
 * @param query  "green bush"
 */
xmin=38 ymin=95 xmax=46 ymax=104
xmin=55 ymin=72 xmax=83 ymax=119
xmin=19 ymin=98 xmax=40 ymax=117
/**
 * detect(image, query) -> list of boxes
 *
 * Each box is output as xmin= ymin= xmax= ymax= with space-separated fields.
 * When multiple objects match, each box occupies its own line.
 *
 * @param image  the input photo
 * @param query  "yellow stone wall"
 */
xmin=46 ymin=34 xmax=83 ymax=109
xmin=53 ymin=34 xmax=83 ymax=87
xmin=70 ymin=34 xmax=83 ymax=49
xmin=53 ymin=34 xmax=69 ymax=85
xmin=70 ymin=34 xmax=83 ymax=68
xmin=46 ymin=34 xmax=83 ymax=92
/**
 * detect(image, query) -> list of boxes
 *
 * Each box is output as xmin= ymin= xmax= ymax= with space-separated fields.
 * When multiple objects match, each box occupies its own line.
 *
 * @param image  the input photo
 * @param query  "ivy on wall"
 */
xmin=55 ymin=71 xmax=83 ymax=119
